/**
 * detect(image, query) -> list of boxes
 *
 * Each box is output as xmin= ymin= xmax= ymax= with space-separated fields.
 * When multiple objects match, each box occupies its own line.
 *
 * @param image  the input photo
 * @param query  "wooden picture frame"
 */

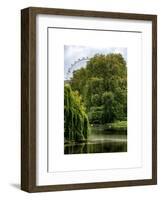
xmin=21 ymin=7 xmax=157 ymax=192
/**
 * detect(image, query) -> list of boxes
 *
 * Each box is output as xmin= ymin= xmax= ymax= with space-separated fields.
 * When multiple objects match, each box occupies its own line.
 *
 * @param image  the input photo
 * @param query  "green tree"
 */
xmin=64 ymin=84 xmax=89 ymax=142
xmin=70 ymin=53 xmax=127 ymax=124
xmin=102 ymin=91 xmax=115 ymax=123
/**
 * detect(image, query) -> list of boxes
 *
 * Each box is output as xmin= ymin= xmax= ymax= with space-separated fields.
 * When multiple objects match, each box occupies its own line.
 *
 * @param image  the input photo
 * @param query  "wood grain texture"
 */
xmin=21 ymin=7 xmax=157 ymax=192
xmin=21 ymin=8 xmax=36 ymax=192
xmin=21 ymin=8 xmax=30 ymax=192
xmin=152 ymin=15 xmax=157 ymax=184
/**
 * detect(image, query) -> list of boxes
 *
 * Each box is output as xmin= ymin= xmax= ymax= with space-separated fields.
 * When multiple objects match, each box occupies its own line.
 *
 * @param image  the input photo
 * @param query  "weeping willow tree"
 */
xmin=64 ymin=84 xmax=89 ymax=142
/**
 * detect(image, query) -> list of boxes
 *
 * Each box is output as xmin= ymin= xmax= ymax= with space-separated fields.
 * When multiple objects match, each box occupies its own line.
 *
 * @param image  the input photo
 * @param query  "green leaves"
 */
xmin=70 ymin=53 xmax=127 ymax=124
xmin=64 ymin=84 xmax=89 ymax=142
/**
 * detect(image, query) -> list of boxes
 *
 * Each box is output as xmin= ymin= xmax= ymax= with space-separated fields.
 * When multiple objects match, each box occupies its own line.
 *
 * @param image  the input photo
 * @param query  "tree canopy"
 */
xmin=70 ymin=53 xmax=127 ymax=124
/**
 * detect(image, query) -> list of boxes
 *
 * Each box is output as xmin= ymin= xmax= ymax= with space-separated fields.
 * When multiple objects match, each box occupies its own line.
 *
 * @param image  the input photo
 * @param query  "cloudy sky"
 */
xmin=64 ymin=45 xmax=127 ymax=80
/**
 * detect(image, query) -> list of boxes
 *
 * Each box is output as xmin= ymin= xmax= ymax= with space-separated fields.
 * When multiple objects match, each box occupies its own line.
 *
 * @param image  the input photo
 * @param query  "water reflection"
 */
xmin=64 ymin=128 xmax=127 ymax=154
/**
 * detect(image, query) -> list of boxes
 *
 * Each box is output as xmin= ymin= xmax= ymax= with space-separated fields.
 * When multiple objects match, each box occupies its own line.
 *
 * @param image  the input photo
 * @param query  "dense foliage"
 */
xmin=64 ymin=84 xmax=89 ymax=142
xmin=70 ymin=53 xmax=127 ymax=124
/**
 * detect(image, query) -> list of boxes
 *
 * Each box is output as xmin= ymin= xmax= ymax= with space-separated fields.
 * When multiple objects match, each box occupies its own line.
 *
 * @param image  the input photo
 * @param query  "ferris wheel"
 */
xmin=66 ymin=56 xmax=90 ymax=80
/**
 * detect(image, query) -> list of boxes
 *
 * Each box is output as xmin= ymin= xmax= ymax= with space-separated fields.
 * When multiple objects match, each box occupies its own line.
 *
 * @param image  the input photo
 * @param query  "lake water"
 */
xmin=64 ymin=127 xmax=127 ymax=154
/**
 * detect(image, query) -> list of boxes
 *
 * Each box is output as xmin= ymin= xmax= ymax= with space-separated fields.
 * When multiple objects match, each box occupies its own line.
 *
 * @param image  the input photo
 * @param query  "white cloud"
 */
xmin=64 ymin=45 xmax=127 ymax=80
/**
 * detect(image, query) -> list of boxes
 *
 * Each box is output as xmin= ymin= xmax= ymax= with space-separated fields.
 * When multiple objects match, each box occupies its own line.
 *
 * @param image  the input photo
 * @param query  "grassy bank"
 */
xmin=91 ymin=121 xmax=127 ymax=132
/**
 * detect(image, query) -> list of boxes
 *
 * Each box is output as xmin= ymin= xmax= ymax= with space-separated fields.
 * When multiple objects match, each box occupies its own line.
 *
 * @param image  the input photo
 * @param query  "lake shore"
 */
xmin=64 ymin=124 xmax=127 ymax=154
xmin=91 ymin=121 xmax=127 ymax=132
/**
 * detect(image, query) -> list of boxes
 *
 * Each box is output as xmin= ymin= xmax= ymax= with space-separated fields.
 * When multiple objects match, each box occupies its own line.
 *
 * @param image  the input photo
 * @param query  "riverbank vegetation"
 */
xmin=64 ymin=84 xmax=89 ymax=143
xmin=91 ymin=121 xmax=127 ymax=132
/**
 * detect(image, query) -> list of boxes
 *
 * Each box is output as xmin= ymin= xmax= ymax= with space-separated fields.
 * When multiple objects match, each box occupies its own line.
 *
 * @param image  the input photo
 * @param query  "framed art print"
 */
xmin=21 ymin=7 xmax=157 ymax=192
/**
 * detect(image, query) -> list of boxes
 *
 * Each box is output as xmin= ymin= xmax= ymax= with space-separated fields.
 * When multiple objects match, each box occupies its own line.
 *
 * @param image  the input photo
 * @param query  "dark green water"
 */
xmin=64 ymin=127 xmax=127 ymax=154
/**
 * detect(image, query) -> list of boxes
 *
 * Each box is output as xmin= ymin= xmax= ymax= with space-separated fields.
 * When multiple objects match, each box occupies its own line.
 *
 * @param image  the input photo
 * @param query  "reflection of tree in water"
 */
xmin=65 ymin=143 xmax=85 ymax=154
xmin=64 ymin=130 xmax=127 ymax=154
xmin=64 ymin=140 xmax=127 ymax=154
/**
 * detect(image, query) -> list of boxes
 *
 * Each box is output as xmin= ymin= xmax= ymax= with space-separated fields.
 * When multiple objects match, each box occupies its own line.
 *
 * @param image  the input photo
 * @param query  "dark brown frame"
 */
xmin=21 ymin=7 xmax=157 ymax=193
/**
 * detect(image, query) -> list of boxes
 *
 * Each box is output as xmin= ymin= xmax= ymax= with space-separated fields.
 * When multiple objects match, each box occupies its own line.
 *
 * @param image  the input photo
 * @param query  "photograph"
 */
xmin=64 ymin=45 xmax=127 ymax=154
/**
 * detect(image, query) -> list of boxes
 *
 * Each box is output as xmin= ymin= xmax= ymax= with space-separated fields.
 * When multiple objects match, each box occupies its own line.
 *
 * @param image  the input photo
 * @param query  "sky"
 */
xmin=64 ymin=45 xmax=127 ymax=80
